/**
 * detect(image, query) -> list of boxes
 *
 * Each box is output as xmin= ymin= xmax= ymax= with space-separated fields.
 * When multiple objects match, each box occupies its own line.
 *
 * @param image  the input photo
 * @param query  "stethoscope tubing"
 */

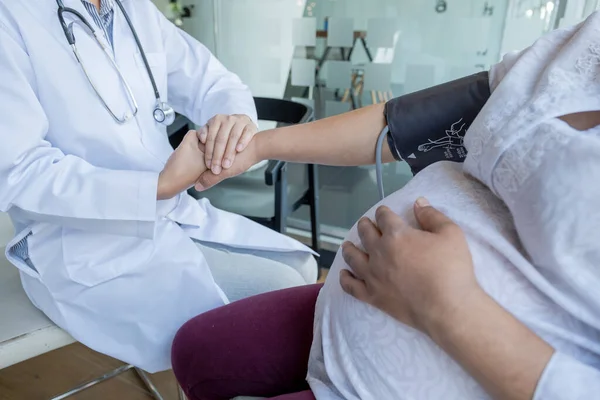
xmin=55 ymin=0 xmax=172 ymax=124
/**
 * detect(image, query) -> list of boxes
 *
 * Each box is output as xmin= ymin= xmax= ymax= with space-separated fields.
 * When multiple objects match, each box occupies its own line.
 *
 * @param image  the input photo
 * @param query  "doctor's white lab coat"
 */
xmin=0 ymin=0 xmax=313 ymax=372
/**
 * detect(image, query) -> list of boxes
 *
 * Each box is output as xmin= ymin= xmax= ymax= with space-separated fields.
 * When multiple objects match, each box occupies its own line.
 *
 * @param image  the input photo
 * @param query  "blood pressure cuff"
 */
xmin=384 ymin=71 xmax=491 ymax=175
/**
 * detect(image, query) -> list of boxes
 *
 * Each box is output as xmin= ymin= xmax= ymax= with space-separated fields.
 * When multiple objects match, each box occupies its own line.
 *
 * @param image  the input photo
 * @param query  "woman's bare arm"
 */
xmin=194 ymin=103 xmax=394 ymax=189
xmin=428 ymin=290 xmax=554 ymax=400
xmin=256 ymin=103 xmax=395 ymax=166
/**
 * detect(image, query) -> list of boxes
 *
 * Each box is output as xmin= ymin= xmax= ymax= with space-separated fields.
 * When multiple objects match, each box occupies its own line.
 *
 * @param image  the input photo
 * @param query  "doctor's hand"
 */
xmin=339 ymin=198 xmax=482 ymax=336
xmin=198 ymin=114 xmax=257 ymax=176
xmin=158 ymin=130 xmax=208 ymax=200
xmin=193 ymin=134 xmax=262 ymax=191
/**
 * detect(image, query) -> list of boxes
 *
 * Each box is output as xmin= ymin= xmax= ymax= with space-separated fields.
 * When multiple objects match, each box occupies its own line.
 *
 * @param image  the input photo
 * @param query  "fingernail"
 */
xmin=206 ymin=160 xmax=212 ymax=168
xmin=223 ymin=159 xmax=232 ymax=168
xmin=236 ymin=143 xmax=244 ymax=152
xmin=200 ymin=134 xmax=207 ymax=143
xmin=212 ymin=165 xmax=221 ymax=175
xmin=416 ymin=197 xmax=430 ymax=208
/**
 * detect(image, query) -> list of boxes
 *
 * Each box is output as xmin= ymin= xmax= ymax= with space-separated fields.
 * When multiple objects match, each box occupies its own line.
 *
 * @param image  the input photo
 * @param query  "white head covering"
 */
xmin=464 ymin=12 xmax=600 ymax=328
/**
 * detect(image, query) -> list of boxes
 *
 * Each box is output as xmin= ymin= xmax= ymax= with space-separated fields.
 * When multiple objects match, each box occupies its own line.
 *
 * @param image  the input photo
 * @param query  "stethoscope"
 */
xmin=56 ymin=0 xmax=175 ymax=126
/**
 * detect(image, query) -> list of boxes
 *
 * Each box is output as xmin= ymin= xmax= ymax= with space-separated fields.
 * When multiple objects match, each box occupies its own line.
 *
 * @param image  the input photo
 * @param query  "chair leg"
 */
xmin=135 ymin=367 xmax=165 ymax=400
xmin=308 ymin=164 xmax=321 ymax=254
xmin=178 ymin=384 xmax=188 ymax=400
xmin=49 ymin=363 xmax=171 ymax=400
xmin=273 ymin=164 xmax=289 ymax=233
xmin=50 ymin=364 xmax=134 ymax=400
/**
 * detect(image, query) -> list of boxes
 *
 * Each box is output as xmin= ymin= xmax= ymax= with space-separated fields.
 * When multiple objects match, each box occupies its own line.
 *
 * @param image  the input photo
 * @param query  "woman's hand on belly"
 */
xmin=339 ymin=197 xmax=480 ymax=335
xmin=340 ymin=197 xmax=555 ymax=400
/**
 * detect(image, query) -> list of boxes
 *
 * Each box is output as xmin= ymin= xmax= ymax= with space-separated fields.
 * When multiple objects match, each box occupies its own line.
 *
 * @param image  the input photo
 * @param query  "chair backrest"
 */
xmin=253 ymin=97 xmax=314 ymax=125
xmin=168 ymin=114 xmax=194 ymax=150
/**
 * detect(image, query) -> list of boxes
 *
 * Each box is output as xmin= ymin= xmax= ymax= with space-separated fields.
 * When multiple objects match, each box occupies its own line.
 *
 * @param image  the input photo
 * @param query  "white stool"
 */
xmin=0 ymin=217 xmax=185 ymax=400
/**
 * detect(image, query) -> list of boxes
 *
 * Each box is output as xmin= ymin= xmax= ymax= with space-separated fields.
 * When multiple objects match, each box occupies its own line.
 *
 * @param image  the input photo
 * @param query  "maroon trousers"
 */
xmin=172 ymin=284 xmax=323 ymax=400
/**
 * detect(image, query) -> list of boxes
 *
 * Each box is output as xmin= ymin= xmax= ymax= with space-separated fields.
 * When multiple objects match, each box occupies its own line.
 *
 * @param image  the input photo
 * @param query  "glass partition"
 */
xmin=157 ymin=0 xmax=595 ymax=241
xmin=286 ymin=0 xmax=514 ymax=235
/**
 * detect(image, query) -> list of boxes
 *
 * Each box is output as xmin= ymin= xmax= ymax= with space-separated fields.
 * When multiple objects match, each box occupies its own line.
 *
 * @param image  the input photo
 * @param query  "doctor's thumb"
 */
xmin=194 ymin=171 xmax=221 ymax=191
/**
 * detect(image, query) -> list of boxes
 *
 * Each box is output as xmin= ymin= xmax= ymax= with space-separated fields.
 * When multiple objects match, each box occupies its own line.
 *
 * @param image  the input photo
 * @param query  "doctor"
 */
xmin=0 ymin=0 xmax=317 ymax=373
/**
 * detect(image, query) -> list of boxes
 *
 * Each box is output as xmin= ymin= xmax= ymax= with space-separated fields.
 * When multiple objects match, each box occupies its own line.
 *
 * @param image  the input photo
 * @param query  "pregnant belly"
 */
xmin=309 ymin=241 xmax=510 ymax=400
xmin=307 ymin=162 xmax=597 ymax=400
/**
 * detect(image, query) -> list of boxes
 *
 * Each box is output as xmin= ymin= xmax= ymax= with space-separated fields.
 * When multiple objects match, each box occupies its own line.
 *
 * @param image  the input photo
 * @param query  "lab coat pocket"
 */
xmin=61 ymin=228 xmax=156 ymax=288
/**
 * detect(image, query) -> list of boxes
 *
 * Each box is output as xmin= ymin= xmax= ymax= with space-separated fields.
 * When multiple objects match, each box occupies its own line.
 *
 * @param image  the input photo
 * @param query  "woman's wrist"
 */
xmin=421 ymin=285 xmax=489 ymax=342
xmin=253 ymin=129 xmax=277 ymax=162
xmin=424 ymin=285 xmax=554 ymax=400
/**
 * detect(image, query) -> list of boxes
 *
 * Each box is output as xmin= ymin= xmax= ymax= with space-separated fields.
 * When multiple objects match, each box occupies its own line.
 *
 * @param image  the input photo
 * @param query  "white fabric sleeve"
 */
xmin=153 ymin=4 xmax=258 ymax=127
xmin=533 ymin=352 xmax=600 ymax=400
xmin=488 ymin=17 xmax=587 ymax=93
xmin=0 ymin=23 xmax=172 ymax=239
xmin=488 ymin=49 xmax=528 ymax=93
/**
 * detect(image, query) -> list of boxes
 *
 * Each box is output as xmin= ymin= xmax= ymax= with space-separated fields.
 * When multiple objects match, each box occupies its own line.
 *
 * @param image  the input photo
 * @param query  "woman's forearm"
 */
xmin=427 ymin=289 xmax=554 ymax=400
xmin=255 ymin=103 xmax=395 ymax=166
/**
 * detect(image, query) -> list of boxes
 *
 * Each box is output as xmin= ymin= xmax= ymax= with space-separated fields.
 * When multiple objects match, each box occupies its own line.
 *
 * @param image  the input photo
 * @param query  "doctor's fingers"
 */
xmin=205 ymin=119 xmax=235 ymax=174
xmin=198 ymin=126 xmax=209 ymax=144
xmin=195 ymin=168 xmax=229 ymax=191
xmin=236 ymin=123 xmax=257 ymax=152
xmin=201 ymin=122 xmax=219 ymax=168
xmin=222 ymin=123 xmax=248 ymax=169
xmin=209 ymin=122 xmax=236 ymax=174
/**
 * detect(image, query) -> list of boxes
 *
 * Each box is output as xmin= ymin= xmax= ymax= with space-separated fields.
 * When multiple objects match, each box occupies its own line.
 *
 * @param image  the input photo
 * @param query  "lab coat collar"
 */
xmin=35 ymin=0 xmax=129 ymax=57
xmin=37 ymin=1 xmax=92 ymax=33
xmin=50 ymin=0 xmax=91 ymax=16
xmin=20 ymin=1 xmax=89 ymax=56
xmin=42 ymin=0 xmax=130 ymax=18
xmin=81 ymin=0 xmax=116 ymax=16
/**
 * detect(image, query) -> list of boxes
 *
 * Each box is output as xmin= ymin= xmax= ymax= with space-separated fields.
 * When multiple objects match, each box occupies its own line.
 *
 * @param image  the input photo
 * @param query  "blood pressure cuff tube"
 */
xmin=384 ymin=71 xmax=491 ymax=175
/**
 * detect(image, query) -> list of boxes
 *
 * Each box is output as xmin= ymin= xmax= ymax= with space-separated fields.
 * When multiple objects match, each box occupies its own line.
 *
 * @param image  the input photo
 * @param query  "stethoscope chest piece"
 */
xmin=154 ymin=102 xmax=176 ymax=125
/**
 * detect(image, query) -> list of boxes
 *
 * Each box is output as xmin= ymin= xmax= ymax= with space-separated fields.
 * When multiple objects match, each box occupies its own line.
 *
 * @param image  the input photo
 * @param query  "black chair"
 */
xmin=173 ymin=98 xmax=320 ymax=254
xmin=168 ymin=113 xmax=194 ymax=148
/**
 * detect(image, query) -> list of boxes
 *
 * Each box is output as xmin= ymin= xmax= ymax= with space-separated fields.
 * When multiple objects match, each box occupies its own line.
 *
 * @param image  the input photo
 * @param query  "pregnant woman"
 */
xmin=172 ymin=12 xmax=600 ymax=400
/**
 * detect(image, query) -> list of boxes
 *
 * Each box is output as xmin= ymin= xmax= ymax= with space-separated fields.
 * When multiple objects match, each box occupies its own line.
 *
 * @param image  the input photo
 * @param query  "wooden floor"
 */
xmin=0 ymin=269 xmax=329 ymax=400
xmin=0 ymin=343 xmax=181 ymax=400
